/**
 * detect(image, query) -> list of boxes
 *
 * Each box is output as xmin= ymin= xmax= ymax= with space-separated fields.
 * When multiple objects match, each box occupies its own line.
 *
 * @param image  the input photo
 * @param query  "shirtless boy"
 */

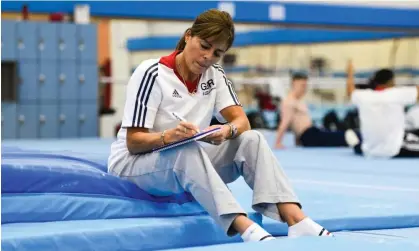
xmin=275 ymin=73 xmax=359 ymax=149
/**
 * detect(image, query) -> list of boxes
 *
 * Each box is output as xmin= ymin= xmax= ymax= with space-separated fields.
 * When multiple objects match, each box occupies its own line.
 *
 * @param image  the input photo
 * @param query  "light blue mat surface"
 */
xmin=356 ymin=227 xmax=419 ymax=239
xmin=164 ymin=231 xmax=419 ymax=251
xmin=2 ymin=131 xmax=419 ymax=250
xmin=258 ymin=132 xmax=419 ymax=235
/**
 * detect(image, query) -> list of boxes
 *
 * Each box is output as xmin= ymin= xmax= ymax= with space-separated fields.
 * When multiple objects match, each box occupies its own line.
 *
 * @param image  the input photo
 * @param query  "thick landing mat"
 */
xmin=2 ymin=213 xmax=262 ymax=251
xmin=1 ymin=150 xmax=204 ymax=224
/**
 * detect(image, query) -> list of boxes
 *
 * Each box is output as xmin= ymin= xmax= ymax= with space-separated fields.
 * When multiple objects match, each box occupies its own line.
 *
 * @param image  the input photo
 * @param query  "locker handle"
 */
xmin=18 ymin=115 xmax=25 ymax=124
xmin=39 ymin=115 xmax=46 ymax=123
xmin=59 ymin=39 xmax=66 ymax=51
xmin=79 ymin=74 xmax=85 ymax=83
xmin=59 ymin=114 xmax=66 ymax=123
xmin=18 ymin=38 xmax=25 ymax=50
xmin=79 ymin=40 xmax=85 ymax=51
xmin=39 ymin=39 xmax=45 ymax=51
xmin=59 ymin=74 xmax=66 ymax=83
xmin=39 ymin=74 xmax=46 ymax=84
xmin=79 ymin=114 xmax=86 ymax=123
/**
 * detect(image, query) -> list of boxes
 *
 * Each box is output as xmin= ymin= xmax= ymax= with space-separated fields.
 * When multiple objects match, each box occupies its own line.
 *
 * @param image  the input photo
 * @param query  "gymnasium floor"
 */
xmin=2 ymin=130 xmax=419 ymax=251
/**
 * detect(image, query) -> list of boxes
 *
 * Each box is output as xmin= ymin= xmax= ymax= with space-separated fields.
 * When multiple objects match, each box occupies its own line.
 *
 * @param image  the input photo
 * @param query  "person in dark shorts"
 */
xmin=275 ymin=73 xmax=359 ymax=149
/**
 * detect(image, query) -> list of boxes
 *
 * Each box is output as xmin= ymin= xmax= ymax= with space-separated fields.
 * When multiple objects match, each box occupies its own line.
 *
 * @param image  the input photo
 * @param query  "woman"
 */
xmin=108 ymin=9 xmax=332 ymax=241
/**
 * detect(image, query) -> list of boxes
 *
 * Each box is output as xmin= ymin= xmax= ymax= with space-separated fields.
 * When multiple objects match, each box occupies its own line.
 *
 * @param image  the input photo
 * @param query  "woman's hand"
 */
xmin=165 ymin=121 xmax=200 ymax=144
xmin=201 ymin=125 xmax=230 ymax=145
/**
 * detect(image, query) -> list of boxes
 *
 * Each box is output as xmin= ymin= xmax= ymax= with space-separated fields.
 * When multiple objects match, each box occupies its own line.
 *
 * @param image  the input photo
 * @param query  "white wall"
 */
xmin=229 ymin=37 xmax=419 ymax=72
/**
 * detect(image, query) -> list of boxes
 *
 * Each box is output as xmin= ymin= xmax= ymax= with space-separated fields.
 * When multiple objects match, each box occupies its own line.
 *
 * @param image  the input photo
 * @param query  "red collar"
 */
xmin=374 ymin=86 xmax=387 ymax=91
xmin=159 ymin=51 xmax=200 ymax=94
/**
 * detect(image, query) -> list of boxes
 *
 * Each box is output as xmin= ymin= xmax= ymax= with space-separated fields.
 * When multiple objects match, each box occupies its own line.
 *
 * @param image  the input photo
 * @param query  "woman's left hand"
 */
xmin=201 ymin=125 xmax=231 ymax=145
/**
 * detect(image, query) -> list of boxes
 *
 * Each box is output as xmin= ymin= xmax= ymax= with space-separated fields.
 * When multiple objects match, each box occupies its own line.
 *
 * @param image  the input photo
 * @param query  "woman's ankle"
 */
xmin=232 ymin=214 xmax=254 ymax=234
xmin=277 ymin=203 xmax=306 ymax=226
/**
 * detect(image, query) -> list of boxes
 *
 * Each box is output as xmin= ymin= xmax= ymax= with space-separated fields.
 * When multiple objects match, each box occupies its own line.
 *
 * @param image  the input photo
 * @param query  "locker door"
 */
xmin=1 ymin=20 xmax=17 ymax=61
xmin=18 ymin=62 xmax=38 ymax=102
xmin=58 ymin=61 xmax=77 ymax=101
xmin=77 ymin=24 xmax=97 ymax=62
xmin=17 ymin=105 xmax=38 ymax=139
xmin=38 ymin=22 xmax=58 ymax=61
xmin=78 ymin=63 xmax=98 ymax=101
xmin=79 ymin=103 xmax=98 ymax=137
xmin=39 ymin=61 xmax=58 ymax=101
xmin=16 ymin=22 xmax=38 ymax=60
xmin=59 ymin=104 xmax=78 ymax=138
xmin=39 ymin=104 xmax=58 ymax=138
xmin=1 ymin=103 xmax=17 ymax=139
xmin=58 ymin=23 xmax=77 ymax=60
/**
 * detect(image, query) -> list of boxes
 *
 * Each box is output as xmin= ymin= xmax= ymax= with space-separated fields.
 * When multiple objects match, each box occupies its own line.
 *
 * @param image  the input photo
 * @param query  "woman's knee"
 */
xmin=164 ymin=142 xmax=206 ymax=171
xmin=238 ymin=130 xmax=264 ymax=144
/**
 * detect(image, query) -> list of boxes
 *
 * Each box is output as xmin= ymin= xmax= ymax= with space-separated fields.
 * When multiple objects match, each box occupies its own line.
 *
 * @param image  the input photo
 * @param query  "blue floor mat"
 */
xmin=165 ymin=227 xmax=419 ymax=251
xmin=2 ymin=132 xmax=419 ymax=250
xmin=164 ymin=234 xmax=419 ymax=251
xmin=342 ymin=227 xmax=419 ymax=242
xmin=256 ymin=131 xmax=419 ymax=235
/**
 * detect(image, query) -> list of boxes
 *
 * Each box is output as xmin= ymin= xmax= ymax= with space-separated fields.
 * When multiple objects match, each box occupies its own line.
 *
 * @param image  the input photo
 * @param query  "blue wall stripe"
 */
xmin=2 ymin=1 xmax=419 ymax=29
xmin=241 ymin=2 xmax=419 ymax=29
xmin=126 ymin=28 xmax=417 ymax=52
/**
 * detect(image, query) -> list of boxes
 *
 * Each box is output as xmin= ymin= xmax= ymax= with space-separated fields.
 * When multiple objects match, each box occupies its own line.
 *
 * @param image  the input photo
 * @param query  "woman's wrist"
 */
xmin=160 ymin=130 xmax=167 ymax=145
xmin=225 ymin=123 xmax=238 ymax=139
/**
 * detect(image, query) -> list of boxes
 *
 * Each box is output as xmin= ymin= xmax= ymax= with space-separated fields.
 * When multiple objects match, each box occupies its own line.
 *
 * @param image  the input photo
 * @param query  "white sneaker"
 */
xmin=345 ymin=129 xmax=360 ymax=147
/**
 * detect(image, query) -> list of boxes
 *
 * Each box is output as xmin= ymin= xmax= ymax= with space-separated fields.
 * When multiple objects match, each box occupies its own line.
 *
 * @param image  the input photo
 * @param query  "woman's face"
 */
xmin=184 ymin=32 xmax=228 ymax=75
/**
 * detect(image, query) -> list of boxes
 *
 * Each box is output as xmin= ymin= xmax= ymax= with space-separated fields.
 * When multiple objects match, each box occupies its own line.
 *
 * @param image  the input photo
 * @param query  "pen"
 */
xmin=172 ymin=112 xmax=186 ymax=122
xmin=172 ymin=112 xmax=200 ymax=133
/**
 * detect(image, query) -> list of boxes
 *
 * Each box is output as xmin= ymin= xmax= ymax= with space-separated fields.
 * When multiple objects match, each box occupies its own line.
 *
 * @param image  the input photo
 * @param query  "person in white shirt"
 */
xmin=108 ymin=9 xmax=332 ymax=242
xmin=406 ymin=105 xmax=419 ymax=130
xmin=347 ymin=61 xmax=419 ymax=158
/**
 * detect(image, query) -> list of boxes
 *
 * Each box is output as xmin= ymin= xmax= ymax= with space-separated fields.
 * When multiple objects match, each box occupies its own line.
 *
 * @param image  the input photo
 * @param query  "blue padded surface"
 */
xmin=345 ymin=227 xmax=419 ymax=242
xmin=257 ymin=131 xmax=419 ymax=235
xmin=2 ymin=193 xmax=204 ymax=224
xmin=164 ymin=235 xmax=419 ymax=251
xmin=1 ymin=213 xmax=262 ymax=251
xmin=2 ymin=132 xmax=419 ymax=248
xmin=2 ymin=150 xmax=204 ymax=223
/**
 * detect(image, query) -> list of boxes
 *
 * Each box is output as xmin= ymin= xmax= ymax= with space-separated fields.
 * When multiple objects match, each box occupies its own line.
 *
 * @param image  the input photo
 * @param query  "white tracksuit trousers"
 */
xmin=109 ymin=130 xmax=300 ymax=236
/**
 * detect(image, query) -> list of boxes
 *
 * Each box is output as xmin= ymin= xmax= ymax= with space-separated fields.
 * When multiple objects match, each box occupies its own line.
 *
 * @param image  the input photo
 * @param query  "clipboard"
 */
xmin=142 ymin=127 xmax=221 ymax=154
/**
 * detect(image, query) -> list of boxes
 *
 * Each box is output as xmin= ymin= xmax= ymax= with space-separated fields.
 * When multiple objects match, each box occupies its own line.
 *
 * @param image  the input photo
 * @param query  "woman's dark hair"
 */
xmin=176 ymin=9 xmax=235 ymax=51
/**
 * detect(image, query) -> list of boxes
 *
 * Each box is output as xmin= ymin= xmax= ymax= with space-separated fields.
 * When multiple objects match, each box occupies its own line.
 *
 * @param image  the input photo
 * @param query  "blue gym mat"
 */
xmin=2 ymin=131 xmax=419 ymax=250
xmin=164 ymin=227 xmax=419 ymax=251
xmin=163 ymin=230 xmax=419 ymax=251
